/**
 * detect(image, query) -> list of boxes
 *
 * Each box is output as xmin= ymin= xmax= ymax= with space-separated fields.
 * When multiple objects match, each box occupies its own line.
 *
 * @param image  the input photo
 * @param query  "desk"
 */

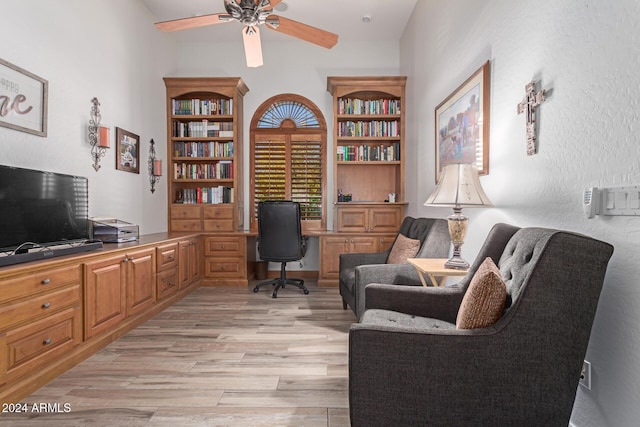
xmin=407 ymin=258 xmax=469 ymax=287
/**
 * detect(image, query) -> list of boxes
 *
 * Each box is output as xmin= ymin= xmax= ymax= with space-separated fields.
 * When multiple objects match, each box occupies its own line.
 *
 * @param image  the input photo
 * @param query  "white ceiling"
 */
xmin=141 ymin=0 xmax=418 ymax=44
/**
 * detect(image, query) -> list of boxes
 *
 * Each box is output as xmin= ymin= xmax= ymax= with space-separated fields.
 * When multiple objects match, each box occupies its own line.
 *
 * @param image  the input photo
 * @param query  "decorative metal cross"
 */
xmin=517 ymin=80 xmax=546 ymax=155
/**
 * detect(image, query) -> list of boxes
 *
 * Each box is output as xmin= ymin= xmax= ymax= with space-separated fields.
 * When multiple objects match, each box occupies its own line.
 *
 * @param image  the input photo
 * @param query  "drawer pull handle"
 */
xmin=42 ymin=302 xmax=51 ymax=309
xmin=41 ymin=278 xmax=51 ymax=285
xmin=43 ymin=338 xmax=52 ymax=345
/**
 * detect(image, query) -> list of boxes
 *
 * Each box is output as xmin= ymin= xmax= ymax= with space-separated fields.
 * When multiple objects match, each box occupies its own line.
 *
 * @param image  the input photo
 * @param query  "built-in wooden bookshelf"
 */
xmin=164 ymin=77 xmax=248 ymax=232
xmin=326 ymin=76 xmax=407 ymax=228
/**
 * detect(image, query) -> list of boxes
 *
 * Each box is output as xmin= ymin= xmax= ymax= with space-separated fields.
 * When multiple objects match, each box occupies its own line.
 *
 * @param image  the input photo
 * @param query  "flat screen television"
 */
xmin=0 ymin=165 xmax=98 ymax=264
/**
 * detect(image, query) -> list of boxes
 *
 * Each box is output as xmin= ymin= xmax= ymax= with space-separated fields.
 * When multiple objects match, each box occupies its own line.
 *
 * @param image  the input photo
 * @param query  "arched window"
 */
xmin=250 ymin=94 xmax=327 ymax=233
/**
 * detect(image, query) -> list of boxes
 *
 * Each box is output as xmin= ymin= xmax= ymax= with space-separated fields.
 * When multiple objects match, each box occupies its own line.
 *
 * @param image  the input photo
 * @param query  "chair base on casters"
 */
xmin=253 ymin=262 xmax=309 ymax=298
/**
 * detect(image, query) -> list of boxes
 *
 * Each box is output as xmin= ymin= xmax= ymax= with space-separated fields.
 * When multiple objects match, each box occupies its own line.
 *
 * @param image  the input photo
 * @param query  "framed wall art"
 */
xmin=0 ymin=58 xmax=48 ymax=137
xmin=434 ymin=60 xmax=490 ymax=182
xmin=115 ymin=127 xmax=140 ymax=173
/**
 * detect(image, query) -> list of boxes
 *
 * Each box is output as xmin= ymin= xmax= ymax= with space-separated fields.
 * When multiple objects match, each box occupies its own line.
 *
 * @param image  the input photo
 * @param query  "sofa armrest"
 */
xmin=365 ymin=282 xmax=465 ymax=323
xmin=339 ymin=251 xmax=388 ymax=271
xmin=352 ymin=263 xmax=421 ymax=320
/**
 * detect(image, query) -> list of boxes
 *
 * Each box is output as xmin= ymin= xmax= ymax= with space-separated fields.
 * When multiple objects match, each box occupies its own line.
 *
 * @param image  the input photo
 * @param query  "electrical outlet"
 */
xmin=579 ymin=360 xmax=591 ymax=390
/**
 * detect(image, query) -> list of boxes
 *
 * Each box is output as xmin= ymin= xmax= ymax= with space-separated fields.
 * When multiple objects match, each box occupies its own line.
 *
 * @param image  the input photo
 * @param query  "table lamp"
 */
xmin=424 ymin=163 xmax=492 ymax=270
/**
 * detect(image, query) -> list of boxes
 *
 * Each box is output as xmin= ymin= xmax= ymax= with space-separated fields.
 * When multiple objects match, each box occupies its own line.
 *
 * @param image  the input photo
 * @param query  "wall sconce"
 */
xmin=88 ymin=97 xmax=109 ymax=171
xmin=148 ymin=138 xmax=162 ymax=193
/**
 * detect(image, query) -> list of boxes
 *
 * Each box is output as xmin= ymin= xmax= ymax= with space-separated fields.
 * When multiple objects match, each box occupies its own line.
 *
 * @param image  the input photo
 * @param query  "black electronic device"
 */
xmin=0 ymin=164 xmax=101 ymax=266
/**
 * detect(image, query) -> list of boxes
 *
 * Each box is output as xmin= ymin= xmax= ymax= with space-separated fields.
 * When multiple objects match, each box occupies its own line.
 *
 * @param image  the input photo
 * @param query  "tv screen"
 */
xmin=0 ymin=165 xmax=90 ymax=252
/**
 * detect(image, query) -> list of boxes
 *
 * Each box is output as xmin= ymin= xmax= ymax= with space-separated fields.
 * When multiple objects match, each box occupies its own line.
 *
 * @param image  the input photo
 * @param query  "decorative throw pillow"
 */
xmin=456 ymin=257 xmax=507 ymax=329
xmin=387 ymin=234 xmax=421 ymax=264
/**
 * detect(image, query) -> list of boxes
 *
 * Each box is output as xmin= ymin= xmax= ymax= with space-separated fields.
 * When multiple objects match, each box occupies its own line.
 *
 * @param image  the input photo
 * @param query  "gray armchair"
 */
xmin=349 ymin=223 xmax=614 ymax=426
xmin=339 ymin=217 xmax=450 ymax=320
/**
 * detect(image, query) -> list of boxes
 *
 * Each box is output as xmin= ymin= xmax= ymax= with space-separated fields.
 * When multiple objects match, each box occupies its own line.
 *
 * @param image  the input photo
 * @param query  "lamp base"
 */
xmin=446 ymin=208 xmax=469 ymax=270
xmin=444 ymin=256 xmax=470 ymax=271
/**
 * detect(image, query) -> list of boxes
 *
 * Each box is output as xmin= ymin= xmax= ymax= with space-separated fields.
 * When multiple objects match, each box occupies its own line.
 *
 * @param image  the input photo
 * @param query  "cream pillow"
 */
xmin=456 ymin=257 xmax=507 ymax=329
xmin=387 ymin=234 xmax=421 ymax=264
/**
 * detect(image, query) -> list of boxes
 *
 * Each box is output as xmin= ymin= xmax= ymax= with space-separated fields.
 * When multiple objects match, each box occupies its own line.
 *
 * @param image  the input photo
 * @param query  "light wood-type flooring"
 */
xmin=2 ymin=281 xmax=356 ymax=426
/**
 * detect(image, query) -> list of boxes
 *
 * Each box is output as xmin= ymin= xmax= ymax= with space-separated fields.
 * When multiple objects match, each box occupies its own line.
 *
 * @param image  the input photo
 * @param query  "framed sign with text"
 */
xmin=0 ymin=58 xmax=48 ymax=137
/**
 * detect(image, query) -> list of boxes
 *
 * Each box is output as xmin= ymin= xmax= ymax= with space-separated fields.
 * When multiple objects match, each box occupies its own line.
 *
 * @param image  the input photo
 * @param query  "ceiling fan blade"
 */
xmin=267 ymin=0 xmax=283 ymax=8
xmin=155 ymin=13 xmax=228 ymax=32
xmin=266 ymin=15 xmax=338 ymax=49
xmin=243 ymin=26 xmax=264 ymax=68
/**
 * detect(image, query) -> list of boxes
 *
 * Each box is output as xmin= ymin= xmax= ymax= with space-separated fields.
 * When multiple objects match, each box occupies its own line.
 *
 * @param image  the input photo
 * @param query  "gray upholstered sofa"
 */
xmin=339 ymin=216 xmax=450 ymax=320
xmin=349 ymin=223 xmax=614 ymax=426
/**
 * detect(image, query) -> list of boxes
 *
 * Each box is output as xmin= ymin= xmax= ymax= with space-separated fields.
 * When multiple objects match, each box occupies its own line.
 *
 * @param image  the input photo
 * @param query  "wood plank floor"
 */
xmin=3 ymin=281 xmax=356 ymax=426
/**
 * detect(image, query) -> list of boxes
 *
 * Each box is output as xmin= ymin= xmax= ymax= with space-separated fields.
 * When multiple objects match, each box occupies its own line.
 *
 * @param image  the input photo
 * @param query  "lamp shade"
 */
xmin=424 ymin=163 xmax=493 ymax=208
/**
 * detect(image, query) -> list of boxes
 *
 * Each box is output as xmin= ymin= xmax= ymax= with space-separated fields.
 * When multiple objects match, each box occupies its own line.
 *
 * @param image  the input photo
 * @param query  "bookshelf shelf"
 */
xmin=164 ymin=77 xmax=248 ymax=231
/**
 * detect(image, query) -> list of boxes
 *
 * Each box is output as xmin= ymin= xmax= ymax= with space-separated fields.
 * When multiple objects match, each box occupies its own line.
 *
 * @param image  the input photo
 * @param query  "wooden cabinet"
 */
xmin=318 ymin=233 xmax=395 ymax=285
xmin=202 ymin=234 xmax=256 ymax=286
xmin=164 ymin=77 xmax=248 ymax=232
xmin=0 ymin=263 xmax=82 ymax=387
xmin=0 ymin=234 xmax=202 ymax=405
xmin=84 ymin=248 xmax=156 ymax=339
xmin=335 ymin=204 xmax=403 ymax=233
xmin=327 ymin=76 xmax=407 ymax=214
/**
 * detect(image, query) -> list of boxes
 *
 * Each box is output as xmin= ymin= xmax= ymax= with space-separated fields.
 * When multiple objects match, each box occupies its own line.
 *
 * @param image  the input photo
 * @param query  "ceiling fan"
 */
xmin=155 ymin=0 xmax=339 ymax=67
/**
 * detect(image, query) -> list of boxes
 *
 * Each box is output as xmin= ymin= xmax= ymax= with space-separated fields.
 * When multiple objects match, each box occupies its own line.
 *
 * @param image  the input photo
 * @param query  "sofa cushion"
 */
xmin=456 ymin=257 xmax=507 ymax=329
xmin=387 ymin=234 xmax=421 ymax=264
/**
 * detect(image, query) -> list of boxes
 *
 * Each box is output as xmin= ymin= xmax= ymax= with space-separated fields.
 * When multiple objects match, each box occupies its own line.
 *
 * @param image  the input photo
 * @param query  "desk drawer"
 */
xmin=171 ymin=219 xmax=201 ymax=232
xmin=4 ymin=306 xmax=81 ymax=382
xmin=157 ymin=243 xmax=178 ymax=271
xmin=0 ymin=265 xmax=81 ymax=304
xmin=157 ymin=268 xmax=179 ymax=300
xmin=171 ymin=205 xmax=202 ymax=220
xmin=203 ymin=219 xmax=234 ymax=232
xmin=204 ymin=257 xmax=245 ymax=278
xmin=0 ymin=285 xmax=81 ymax=331
xmin=203 ymin=205 xmax=234 ymax=219
xmin=204 ymin=237 xmax=243 ymax=256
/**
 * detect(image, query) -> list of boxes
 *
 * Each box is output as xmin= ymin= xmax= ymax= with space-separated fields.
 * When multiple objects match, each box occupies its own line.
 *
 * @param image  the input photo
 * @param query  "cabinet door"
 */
xmin=368 ymin=206 xmax=403 ymax=233
xmin=178 ymin=240 xmax=190 ymax=289
xmin=378 ymin=234 xmax=396 ymax=252
xmin=335 ymin=207 xmax=368 ymax=233
xmin=126 ymin=248 xmax=156 ymax=317
xmin=188 ymin=237 xmax=201 ymax=283
xmin=319 ymin=236 xmax=350 ymax=279
xmin=84 ymin=255 xmax=126 ymax=339
xmin=350 ymin=236 xmax=378 ymax=253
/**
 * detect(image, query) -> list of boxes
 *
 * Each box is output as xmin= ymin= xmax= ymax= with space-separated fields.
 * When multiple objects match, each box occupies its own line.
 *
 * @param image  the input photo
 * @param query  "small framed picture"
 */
xmin=115 ymin=127 xmax=140 ymax=174
xmin=435 ymin=60 xmax=490 ymax=182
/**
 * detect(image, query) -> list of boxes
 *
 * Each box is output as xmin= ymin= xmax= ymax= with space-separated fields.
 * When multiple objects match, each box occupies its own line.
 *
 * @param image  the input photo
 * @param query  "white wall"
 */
xmin=172 ymin=39 xmax=401 ymax=270
xmin=0 ymin=0 xmax=176 ymax=235
xmin=402 ymin=1 xmax=640 ymax=425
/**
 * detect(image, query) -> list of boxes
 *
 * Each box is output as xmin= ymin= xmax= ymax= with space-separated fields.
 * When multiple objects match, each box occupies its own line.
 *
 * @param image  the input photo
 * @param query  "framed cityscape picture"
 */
xmin=434 ymin=60 xmax=490 ymax=182
xmin=115 ymin=127 xmax=140 ymax=174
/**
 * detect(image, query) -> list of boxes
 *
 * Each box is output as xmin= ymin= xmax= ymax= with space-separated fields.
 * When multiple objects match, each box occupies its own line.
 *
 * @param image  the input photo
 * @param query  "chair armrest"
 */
xmin=339 ymin=251 xmax=388 ymax=271
xmin=365 ymin=283 xmax=465 ymax=323
xmin=352 ymin=263 xmax=421 ymax=320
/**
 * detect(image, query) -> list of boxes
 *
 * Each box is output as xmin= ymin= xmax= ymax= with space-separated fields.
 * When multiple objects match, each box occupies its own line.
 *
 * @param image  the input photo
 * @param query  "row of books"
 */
xmin=174 ymin=161 xmax=233 ymax=180
xmin=173 ymin=141 xmax=234 ymax=158
xmin=336 ymin=143 xmax=401 ymax=162
xmin=338 ymin=120 xmax=400 ymax=138
xmin=172 ymin=120 xmax=234 ymax=138
xmin=337 ymin=98 xmax=401 ymax=115
xmin=175 ymin=187 xmax=234 ymax=204
xmin=171 ymin=98 xmax=233 ymax=116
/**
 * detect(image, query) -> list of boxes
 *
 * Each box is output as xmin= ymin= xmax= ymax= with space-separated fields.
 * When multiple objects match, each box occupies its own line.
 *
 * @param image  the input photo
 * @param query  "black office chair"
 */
xmin=253 ymin=201 xmax=309 ymax=298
